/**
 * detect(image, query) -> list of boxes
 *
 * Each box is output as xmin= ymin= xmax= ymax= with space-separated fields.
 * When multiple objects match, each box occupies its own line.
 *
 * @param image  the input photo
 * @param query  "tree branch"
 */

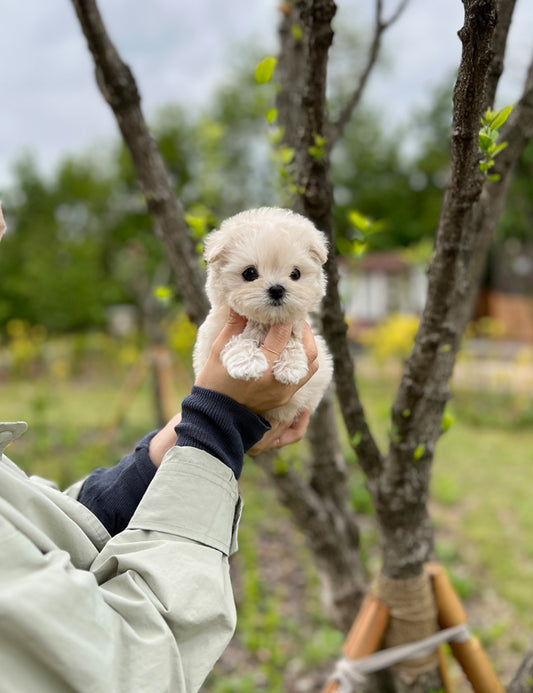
xmin=389 ymin=0 xmax=498 ymax=453
xmin=327 ymin=0 xmax=411 ymax=150
xmin=368 ymin=0 xmax=500 ymax=581
xmin=485 ymin=0 xmax=518 ymax=106
xmin=70 ymin=0 xmax=209 ymax=326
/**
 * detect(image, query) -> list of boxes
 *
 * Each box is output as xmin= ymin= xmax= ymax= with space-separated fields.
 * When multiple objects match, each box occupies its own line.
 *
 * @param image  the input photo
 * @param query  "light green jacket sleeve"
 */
xmin=0 ymin=442 xmax=241 ymax=693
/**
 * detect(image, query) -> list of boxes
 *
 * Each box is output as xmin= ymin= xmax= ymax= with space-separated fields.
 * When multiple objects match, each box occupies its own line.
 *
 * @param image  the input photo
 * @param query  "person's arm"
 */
xmin=0 ymin=445 xmax=241 ymax=693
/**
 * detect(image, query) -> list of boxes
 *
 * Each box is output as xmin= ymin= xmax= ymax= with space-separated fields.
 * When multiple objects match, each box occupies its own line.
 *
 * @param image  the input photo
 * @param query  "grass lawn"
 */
xmin=1 ymin=357 xmax=532 ymax=690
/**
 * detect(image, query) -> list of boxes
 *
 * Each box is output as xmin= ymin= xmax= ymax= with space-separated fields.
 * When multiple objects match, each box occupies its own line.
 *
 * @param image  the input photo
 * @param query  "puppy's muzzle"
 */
xmin=268 ymin=284 xmax=286 ymax=305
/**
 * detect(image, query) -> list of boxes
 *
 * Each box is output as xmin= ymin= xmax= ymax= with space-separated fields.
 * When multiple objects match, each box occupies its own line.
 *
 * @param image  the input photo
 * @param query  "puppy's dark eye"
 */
xmin=242 ymin=266 xmax=259 ymax=282
xmin=290 ymin=268 xmax=301 ymax=281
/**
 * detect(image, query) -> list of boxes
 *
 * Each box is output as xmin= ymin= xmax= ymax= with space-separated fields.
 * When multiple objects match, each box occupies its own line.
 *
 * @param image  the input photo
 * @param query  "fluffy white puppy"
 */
xmin=193 ymin=207 xmax=333 ymax=422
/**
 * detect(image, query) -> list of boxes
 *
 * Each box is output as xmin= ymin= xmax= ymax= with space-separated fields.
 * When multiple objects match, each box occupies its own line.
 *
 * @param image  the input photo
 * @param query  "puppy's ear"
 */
xmin=203 ymin=230 xmax=227 ymax=264
xmin=309 ymin=231 xmax=329 ymax=265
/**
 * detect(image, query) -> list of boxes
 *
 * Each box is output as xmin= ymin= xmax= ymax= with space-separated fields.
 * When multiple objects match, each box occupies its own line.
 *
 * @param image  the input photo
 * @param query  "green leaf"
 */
xmin=413 ymin=444 xmax=425 ymax=462
xmin=441 ymin=411 xmax=455 ymax=434
xmin=154 ymin=285 xmax=172 ymax=304
xmin=491 ymin=141 xmax=508 ymax=156
xmin=308 ymin=145 xmax=325 ymax=161
xmin=348 ymin=209 xmax=370 ymax=232
xmin=352 ymin=240 xmax=368 ymax=256
xmin=479 ymin=160 xmax=495 ymax=172
xmin=255 ymin=56 xmax=277 ymax=84
xmin=279 ymin=146 xmax=295 ymax=165
xmin=490 ymin=104 xmax=514 ymax=131
xmin=482 ymin=107 xmax=495 ymax=126
xmin=266 ymin=108 xmax=278 ymax=124
xmin=185 ymin=213 xmax=208 ymax=237
xmin=478 ymin=132 xmax=494 ymax=152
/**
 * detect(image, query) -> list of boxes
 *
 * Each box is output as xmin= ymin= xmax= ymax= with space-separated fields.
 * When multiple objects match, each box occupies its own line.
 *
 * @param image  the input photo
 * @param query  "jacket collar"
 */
xmin=0 ymin=422 xmax=28 ymax=456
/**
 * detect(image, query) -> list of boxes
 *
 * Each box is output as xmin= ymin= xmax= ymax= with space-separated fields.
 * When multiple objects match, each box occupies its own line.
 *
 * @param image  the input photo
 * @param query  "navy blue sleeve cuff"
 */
xmin=77 ymin=430 xmax=158 ymax=536
xmin=175 ymin=386 xmax=271 ymax=479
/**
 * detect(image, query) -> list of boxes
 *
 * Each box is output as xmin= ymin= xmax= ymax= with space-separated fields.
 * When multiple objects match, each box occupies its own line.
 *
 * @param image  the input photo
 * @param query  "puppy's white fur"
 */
xmin=193 ymin=207 xmax=333 ymax=422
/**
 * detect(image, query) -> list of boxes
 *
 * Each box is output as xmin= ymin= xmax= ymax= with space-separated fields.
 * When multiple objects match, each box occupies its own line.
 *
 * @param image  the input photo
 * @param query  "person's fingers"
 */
xmin=210 ymin=310 xmax=247 ymax=356
xmin=246 ymin=419 xmax=290 ymax=456
xmin=302 ymin=322 xmax=319 ymax=365
xmin=299 ymin=323 xmax=319 ymax=381
xmin=276 ymin=408 xmax=312 ymax=447
xmin=260 ymin=322 xmax=293 ymax=366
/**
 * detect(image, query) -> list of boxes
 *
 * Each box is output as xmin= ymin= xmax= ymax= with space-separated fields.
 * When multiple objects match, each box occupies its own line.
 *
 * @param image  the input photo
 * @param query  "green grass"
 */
xmin=434 ymin=417 xmax=533 ymax=624
xmin=0 ymin=370 xmax=160 ymax=486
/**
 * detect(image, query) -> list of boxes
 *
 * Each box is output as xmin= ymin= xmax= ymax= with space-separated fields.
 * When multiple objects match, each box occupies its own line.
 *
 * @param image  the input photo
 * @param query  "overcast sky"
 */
xmin=1 ymin=0 xmax=532 ymax=190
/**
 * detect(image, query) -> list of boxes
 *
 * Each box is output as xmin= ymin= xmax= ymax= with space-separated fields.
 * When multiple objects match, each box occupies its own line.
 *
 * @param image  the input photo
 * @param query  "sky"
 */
xmin=1 ymin=0 xmax=532 ymax=190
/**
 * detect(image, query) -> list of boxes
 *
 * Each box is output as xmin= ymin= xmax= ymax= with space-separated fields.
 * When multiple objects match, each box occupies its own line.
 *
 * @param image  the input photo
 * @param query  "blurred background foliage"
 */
xmin=1 ymin=61 xmax=531 ymax=336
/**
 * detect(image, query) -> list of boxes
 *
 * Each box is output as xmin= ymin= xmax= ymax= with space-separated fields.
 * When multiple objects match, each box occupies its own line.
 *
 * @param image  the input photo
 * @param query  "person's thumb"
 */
xmin=210 ymin=310 xmax=247 ymax=355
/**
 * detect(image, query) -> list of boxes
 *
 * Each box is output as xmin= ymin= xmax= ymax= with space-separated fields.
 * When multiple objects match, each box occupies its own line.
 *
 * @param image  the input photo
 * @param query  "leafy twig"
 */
xmin=327 ymin=0 xmax=411 ymax=150
xmin=478 ymin=105 xmax=514 ymax=181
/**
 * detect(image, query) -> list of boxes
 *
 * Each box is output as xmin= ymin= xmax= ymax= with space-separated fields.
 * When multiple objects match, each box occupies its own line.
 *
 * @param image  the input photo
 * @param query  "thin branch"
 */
xmin=70 ymin=0 xmax=209 ymax=326
xmin=485 ymin=0 xmax=517 ymax=106
xmin=327 ymin=0 xmax=411 ymax=149
xmin=497 ymin=55 xmax=533 ymax=169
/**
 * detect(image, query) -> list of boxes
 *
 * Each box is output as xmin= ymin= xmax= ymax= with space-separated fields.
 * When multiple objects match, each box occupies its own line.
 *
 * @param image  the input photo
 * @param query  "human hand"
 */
xmin=247 ymin=408 xmax=312 ymax=456
xmin=194 ymin=310 xmax=319 ymax=417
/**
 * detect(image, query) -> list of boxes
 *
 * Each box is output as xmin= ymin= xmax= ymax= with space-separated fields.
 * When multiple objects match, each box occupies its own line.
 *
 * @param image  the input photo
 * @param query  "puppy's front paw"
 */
xmin=271 ymin=340 xmax=308 ymax=384
xmin=272 ymin=359 xmax=308 ymax=385
xmin=222 ymin=337 xmax=268 ymax=381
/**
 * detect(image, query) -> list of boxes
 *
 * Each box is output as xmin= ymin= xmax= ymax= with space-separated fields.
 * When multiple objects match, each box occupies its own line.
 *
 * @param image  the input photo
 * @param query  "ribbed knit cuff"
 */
xmin=175 ymin=386 xmax=271 ymax=479
xmin=78 ymin=430 xmax=158 ymax=536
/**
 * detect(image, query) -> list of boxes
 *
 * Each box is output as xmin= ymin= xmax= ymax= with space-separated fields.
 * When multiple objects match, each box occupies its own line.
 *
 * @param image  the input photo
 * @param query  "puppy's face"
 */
xmin=204 ymin=208 xmax=328 ymax=324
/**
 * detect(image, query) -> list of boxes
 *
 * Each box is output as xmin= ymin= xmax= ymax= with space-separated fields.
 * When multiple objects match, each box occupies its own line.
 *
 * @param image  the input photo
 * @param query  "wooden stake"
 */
xmin=321 ymin=594 xmax=389 ymax=693
xmin=426 ymin=563 xmax=505 ymax=693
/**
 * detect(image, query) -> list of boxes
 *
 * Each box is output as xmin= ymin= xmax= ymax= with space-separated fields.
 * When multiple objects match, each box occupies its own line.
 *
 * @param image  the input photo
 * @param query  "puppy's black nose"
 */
xmin=268 ymin=284 xmax=286 ymax=302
